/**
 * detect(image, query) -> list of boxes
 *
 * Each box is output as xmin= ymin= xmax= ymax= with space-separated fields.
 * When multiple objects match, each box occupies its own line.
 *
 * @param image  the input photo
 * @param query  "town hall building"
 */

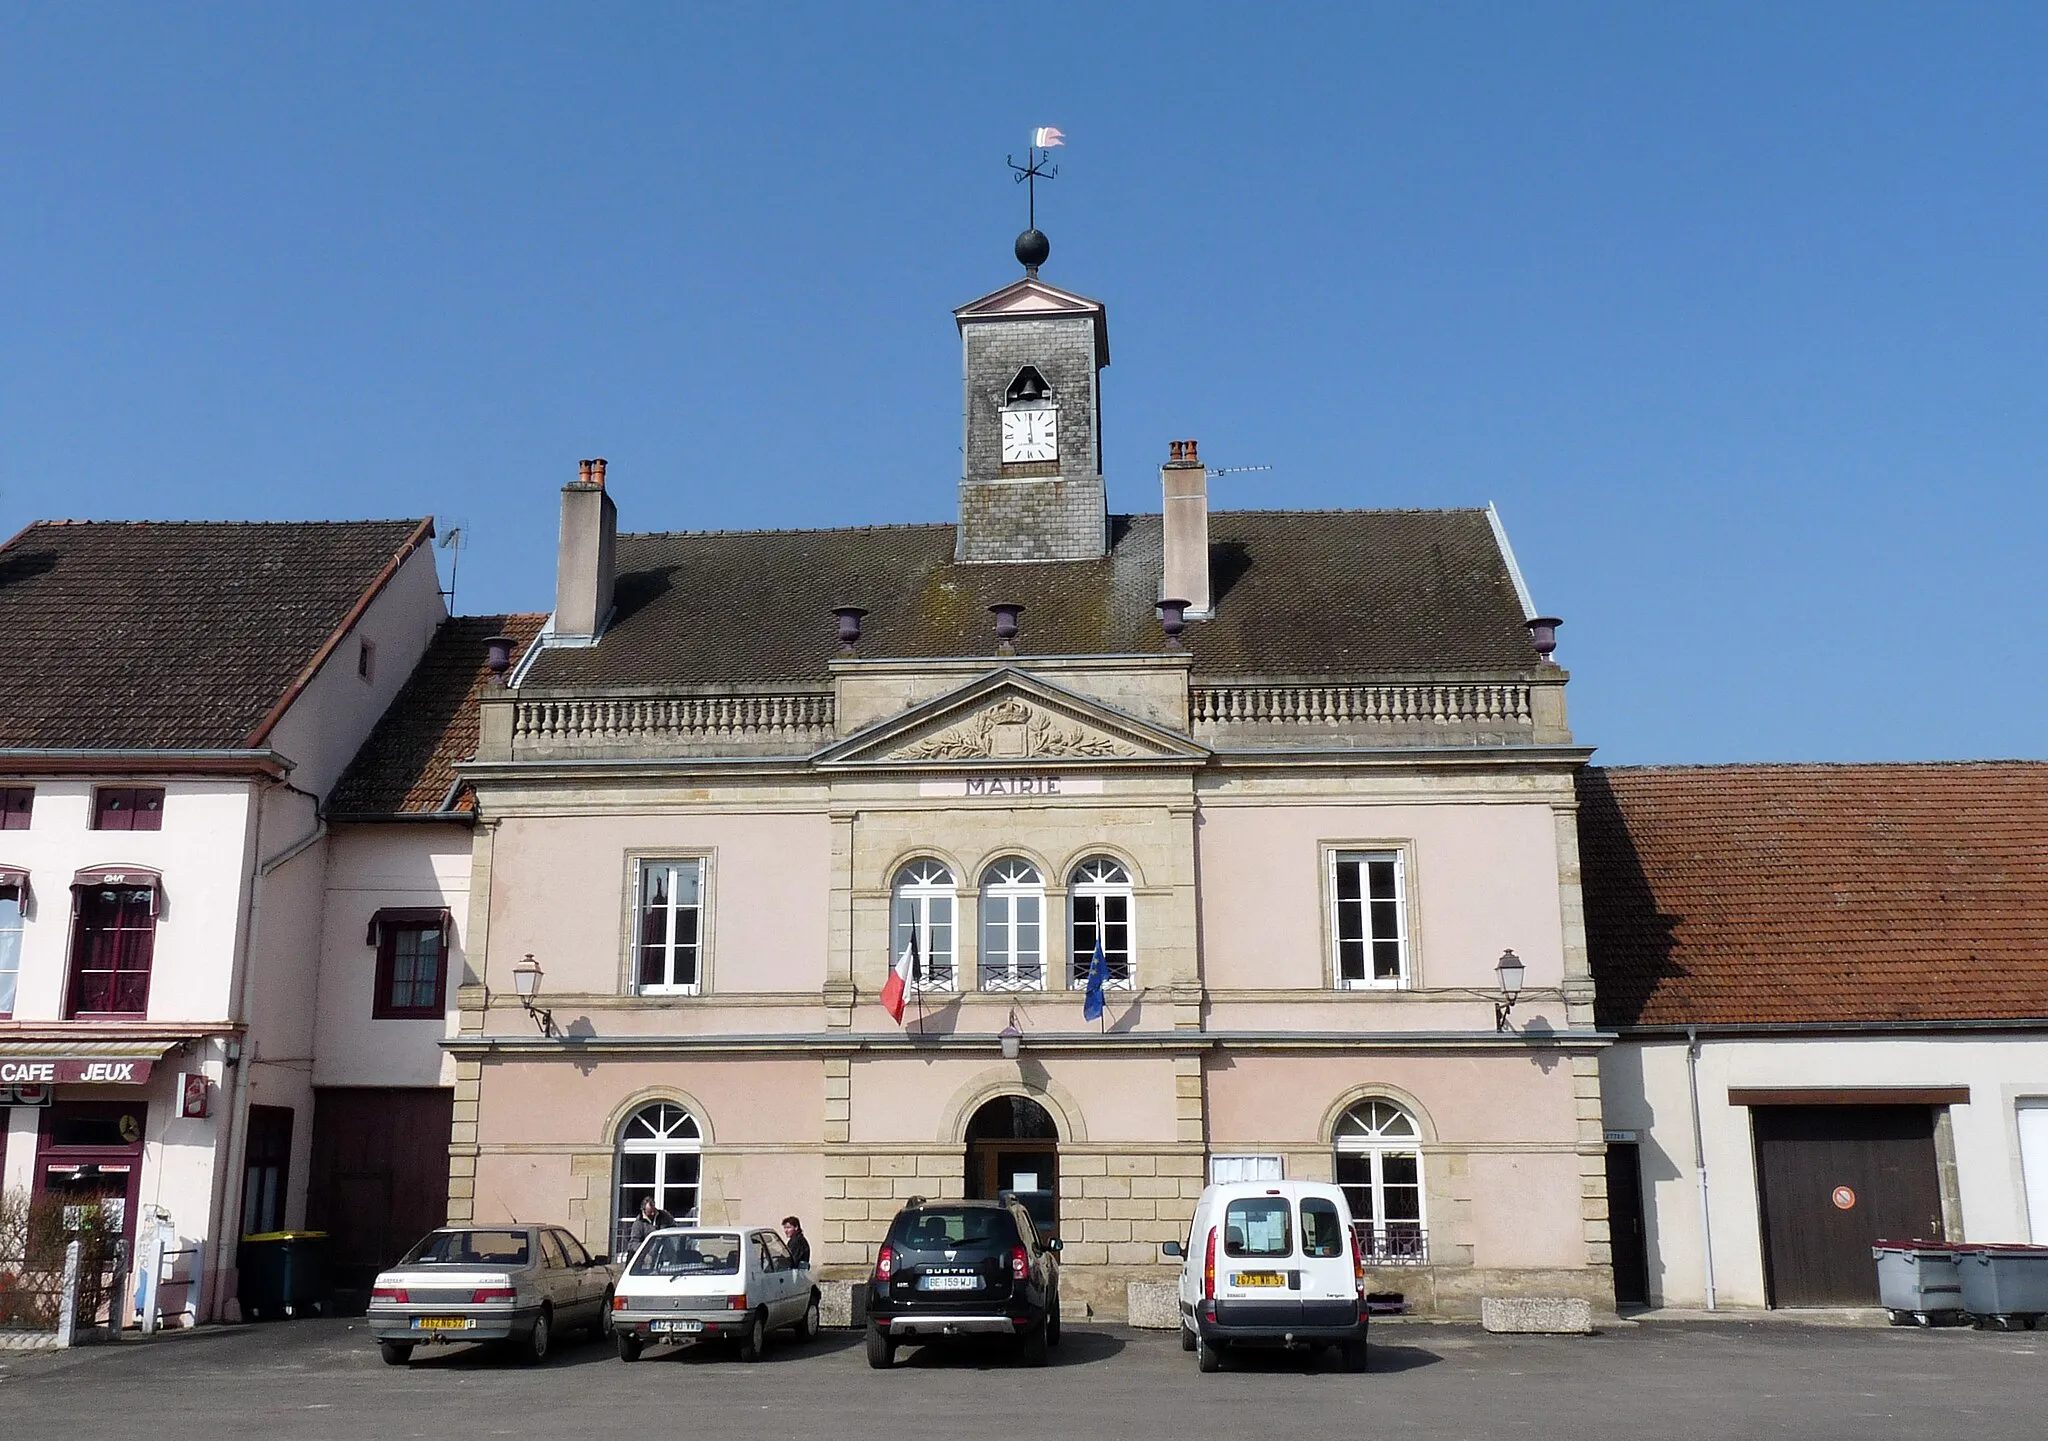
xmin=440 ymin=231 xmax=1613 ymax=1318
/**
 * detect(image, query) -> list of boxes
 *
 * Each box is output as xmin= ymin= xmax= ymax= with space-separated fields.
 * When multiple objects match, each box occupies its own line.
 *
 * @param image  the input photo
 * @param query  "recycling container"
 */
xmin=237 ymin=1231 xmax=332 ymax=1321
xmin=1954 ymin=1245 xmax=2048 ymax=1330
xmin=1871 ymin=1242 xmax=1965 ymax=1326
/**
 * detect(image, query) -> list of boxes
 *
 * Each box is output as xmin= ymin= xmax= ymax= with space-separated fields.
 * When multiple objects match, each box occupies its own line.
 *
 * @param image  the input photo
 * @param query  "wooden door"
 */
xmin=1753 ymin=1105 xmax=1943 ymax=1307
xmin=1605 ymin=1142 xmax=1651 ymax=1307
xmin=306 ymin=1088 xmax=453 ymax=1300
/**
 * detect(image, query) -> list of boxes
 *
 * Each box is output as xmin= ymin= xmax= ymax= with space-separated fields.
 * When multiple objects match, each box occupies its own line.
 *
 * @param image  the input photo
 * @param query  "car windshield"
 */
xmin=402 ymin=1229 xmax=531 ymax=1267
xmin=1223 ymin=1198 xmax=1292 ymax=1259
xmin=631 ymin=1231 xmax=742 ymax=1276
xmin=887 ymin=1207 xmax=1012 ymax=1251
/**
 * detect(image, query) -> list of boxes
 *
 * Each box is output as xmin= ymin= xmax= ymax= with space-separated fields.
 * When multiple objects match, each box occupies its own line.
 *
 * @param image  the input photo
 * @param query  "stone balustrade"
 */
xmin=510 ymin=691 xmax=836 ymax=756
xmin=1192 ymin=681 xmax=1540 ymax=737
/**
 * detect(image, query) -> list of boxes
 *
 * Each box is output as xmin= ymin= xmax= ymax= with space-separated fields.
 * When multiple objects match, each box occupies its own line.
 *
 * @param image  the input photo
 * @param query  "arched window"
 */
xmin=1068 ymin=857 xmax=1134 ymax=991
xmin=979 ymin=858 xmax=1045 ymax=992
xmin=891 ymin=859 xmax=957 ymax=990
xmin=615 ymin=1102 xmax=702 ymax=1253
xmin=1334 ymin=1099 xmax=1425 ymax=1262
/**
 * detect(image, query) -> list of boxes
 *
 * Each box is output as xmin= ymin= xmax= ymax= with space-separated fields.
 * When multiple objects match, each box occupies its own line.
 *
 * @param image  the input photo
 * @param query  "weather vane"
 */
xmin=1006 ymin=127 xmax=1064 ymax=276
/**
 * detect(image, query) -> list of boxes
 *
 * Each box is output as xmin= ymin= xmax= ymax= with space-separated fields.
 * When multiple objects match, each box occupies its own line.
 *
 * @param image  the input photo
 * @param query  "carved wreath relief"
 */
xmin=896 ymin=698 xmax=1135 ymax=761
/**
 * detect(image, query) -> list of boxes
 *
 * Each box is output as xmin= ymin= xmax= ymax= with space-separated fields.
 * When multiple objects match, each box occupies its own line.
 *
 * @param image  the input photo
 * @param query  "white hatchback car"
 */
xmin=610 ymin=1226 xmax=820 ymax=1362
xmin=1163 ymin=1180 xmax=1370 ymax=1372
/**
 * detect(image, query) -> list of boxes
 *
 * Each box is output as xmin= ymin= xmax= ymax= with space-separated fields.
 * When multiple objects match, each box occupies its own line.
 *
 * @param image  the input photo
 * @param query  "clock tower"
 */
xmin=952 ymin=231 xmax=1110 ymax=562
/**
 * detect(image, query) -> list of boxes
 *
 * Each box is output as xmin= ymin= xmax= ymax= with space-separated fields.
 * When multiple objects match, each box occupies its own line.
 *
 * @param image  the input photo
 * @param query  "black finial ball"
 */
xmin=1015 ymin=227 xmax=1050 ymax=271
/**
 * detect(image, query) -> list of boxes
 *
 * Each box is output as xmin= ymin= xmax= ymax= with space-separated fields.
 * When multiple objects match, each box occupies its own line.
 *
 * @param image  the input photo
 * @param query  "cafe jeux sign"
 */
xmin=0 ymin=1058 xmax=156 ymax=1086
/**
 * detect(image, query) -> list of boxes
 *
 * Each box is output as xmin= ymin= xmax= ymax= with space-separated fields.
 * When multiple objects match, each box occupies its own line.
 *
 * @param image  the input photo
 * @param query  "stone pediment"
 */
xmin=814 ymin=670 xmax=1205 ymax=770
xmin=954 ymin=277 xmax=1110 ymax=361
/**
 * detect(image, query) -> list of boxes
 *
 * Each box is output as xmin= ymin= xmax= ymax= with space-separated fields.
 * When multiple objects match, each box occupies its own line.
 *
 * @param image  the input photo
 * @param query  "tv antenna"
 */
xmin=438 ymin=518 xmax=468 ymax=611
xmin=1208 ymin=464 xmax=1273 ymax=479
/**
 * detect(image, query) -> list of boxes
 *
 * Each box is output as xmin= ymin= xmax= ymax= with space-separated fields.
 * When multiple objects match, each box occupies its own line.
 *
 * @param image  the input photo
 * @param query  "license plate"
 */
xmin=412 ymin=1316 xmax=474 ymax=1331
xmin=650 ymin=1319 xmax=703 ymax=1334
xmin=919 ymin=1275 xmax=981 ymax=1291
xmin=1233 ymin=1272 xmax=1286 ymax=1288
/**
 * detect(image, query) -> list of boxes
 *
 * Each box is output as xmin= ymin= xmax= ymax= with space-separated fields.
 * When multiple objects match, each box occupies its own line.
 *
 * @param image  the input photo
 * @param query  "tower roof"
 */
xmin=954 ymin=276 xmax=1109 ymax=363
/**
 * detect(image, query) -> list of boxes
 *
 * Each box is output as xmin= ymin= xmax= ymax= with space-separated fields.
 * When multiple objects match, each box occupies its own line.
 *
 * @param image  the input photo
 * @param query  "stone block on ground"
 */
xmin=1126 ymin=1281 xmax=1181 ymax=1330
xmin=1480 ymin=1296 xmax=1593 ymax=1335
xmin=818 ymin=1281 xmax=868 ymax=1329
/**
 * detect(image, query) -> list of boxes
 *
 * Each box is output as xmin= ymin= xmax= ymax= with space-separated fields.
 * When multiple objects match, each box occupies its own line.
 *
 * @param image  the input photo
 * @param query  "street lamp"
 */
xmin=999 ymin=1008 xmax=1023 ymax=1061
xmin=511 ymin=953 xmax=558 ymax=1039
xmin=1494 ymin=949 xmax=1525 ymax=1033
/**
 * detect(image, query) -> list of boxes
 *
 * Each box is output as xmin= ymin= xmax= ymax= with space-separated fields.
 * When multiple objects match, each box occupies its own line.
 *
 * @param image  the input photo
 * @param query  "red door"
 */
xmin=35 ymin=1101 xmax=148 ymax=1252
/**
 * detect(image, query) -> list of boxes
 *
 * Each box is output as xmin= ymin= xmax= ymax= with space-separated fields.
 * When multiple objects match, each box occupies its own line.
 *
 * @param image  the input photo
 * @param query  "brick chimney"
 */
xmin=554 ymin=457 xmax=616 ymax=643
xmin=1161 ymin=440 xmax=1211 ymax=618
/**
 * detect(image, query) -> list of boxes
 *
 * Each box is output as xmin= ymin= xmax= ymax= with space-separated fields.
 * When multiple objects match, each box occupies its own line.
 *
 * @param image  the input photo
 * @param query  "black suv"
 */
xmin=865 ymin=1198 xmax=1062 ymax=1367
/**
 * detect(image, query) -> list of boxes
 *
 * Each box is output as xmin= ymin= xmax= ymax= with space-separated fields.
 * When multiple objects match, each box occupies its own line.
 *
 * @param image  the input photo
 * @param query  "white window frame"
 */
xmin=979 ymin=857 xmax=1046 ymax=992
xmin=1209 ymin=1154 xmax=1284 ymax=1185
xmin=1328 ymin=849 xmax=1410 ymax=990
xmin=1334 ymin=1100 xmax=1426 ymax=1247
xmin=1067 ymin=856 xmax=1136 ymax=992
xmin=614 ymin=1101 xmax=703 ymax=1252
xmin=0 ymin=881 xmax=22 ymax=1018
xmin=634 ymin=858 xmax=706 ymax=996
xmin=892 ymin=858 xmax=958 ymax=992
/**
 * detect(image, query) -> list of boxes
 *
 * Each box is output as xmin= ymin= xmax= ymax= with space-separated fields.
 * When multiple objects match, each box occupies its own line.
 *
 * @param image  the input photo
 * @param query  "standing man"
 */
xmin=625 ymin=1196 xmax=674 ymax=1255
xmin=781 ymin=1216 xmax=811 ymax=1270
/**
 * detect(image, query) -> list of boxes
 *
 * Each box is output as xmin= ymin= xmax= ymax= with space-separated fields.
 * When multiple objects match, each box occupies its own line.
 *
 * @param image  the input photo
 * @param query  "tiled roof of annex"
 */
xmin=1578 ymin=762 xmax=2048 ymax=1028
xmin=522 ymin=508 xmax=1548 ymax=690
xmin=0 ymin=518 xmax=432 ymax=750
xmin=329 ymin=613 xmax=546 ymax=818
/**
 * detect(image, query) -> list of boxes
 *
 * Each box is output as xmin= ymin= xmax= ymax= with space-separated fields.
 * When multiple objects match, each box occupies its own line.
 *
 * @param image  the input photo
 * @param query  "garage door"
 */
xmin=306 ymin=1088 xmax=454 ymax=1299
xmin=1753 ymin=1105 xmax=1943 ymax=1307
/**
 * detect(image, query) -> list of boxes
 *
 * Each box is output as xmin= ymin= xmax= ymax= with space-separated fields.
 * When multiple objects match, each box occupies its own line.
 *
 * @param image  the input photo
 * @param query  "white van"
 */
xmin=1162 ymin=1180 xmax=1369 ymax=1372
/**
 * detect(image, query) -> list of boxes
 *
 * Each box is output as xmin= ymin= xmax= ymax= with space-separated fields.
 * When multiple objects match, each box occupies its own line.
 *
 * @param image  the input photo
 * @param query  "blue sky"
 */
xmin=4 ymin=4 xmax=2043 ymax=765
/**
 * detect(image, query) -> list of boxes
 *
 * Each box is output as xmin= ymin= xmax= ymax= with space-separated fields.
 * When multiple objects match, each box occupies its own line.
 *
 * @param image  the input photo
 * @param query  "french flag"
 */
xmin=882 ymin=934 xmax=918 ymax=1024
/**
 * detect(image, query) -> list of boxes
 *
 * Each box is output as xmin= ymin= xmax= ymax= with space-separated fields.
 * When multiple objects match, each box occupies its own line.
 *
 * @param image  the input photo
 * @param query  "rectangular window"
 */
xmin=1069 ymin=893 xmax=1134 ymax=989
xmin=68 ymin=884 xmax=157 ymax=1016
xmin=636 ymin=859 xmax=704 ymax=995
xmin=1331 ymin=850 xmax=1408 ymax=988
xmin=0 ymin=883 xmax=22 ymax=1017
xmin=92 ymin=787 xmax=165 ymax=832
xmin=1209 ymin=1154 xmax=1284 ymax=1185
xmin=372 ymin=915 xmax=449 ymax=1019
xmin=357 ymin=638 xmax=376 ymax=682
xmin=0 ymin=788 xmax=32 ymax=830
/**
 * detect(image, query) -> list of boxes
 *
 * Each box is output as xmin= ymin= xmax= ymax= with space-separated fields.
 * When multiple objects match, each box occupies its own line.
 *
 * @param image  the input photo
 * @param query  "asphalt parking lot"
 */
xmin=1 ymin=1316 xmax=2042 ymax=1440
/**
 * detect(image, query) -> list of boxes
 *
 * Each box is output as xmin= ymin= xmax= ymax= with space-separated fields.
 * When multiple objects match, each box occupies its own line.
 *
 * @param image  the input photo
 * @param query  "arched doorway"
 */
xmin=965 ymin=1095 xmax=1060 ymax=1239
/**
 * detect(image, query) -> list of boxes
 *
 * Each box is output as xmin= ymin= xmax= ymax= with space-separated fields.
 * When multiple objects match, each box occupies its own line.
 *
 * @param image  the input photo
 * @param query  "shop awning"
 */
xmin=0 ymin=865 xmax=27 ymax=892
xmin=72 ymin=864 xmax=163 ymax=914
xmin=0 ymin=1037 xmax=180 ymax=1086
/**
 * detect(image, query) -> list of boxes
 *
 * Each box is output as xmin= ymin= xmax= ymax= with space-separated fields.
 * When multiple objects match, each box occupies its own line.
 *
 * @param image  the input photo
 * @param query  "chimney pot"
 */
xmin=1184 ymin=439 xmax=1198 ymax=464
xmin=832 ymin=606 xmax=868 ymax=655
xmin=590 ymin=457 xmax=607 ymax=488
xmin=578 ymin=459 xmax=592 ymax=485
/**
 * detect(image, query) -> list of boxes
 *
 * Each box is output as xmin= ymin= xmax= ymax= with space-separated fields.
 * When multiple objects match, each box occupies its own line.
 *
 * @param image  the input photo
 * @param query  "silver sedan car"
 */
xmin=368 ymin=1224 xmax=619 ymax=1365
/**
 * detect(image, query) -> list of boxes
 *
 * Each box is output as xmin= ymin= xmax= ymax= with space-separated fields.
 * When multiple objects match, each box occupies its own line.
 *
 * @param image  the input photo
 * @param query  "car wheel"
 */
xmin=1046 ymin=1301 xmax=1062 ymax=1347
xmin=1196 ymin=1330 xmax=1224 ymax=1373
xmin=1019 ymin=1320 xmax=1050 ymax=1367
xmin=519 ymin=1307 xmax=552 ymax=1365
xmin=616 ymin=1332 xmax=643 ymax=1363
xmin=865 ymin=1324 xmax=896 ymax=1369
xmin=1179 ymin=1322 xmax=1197 ymax=1352
xmin=738 ymin=1308 xmax=768 ymax=1362
xmin=798 ymin=1292 xmax=822 ymax=1340
xmin=596 ymin=1291 xmax=615 ymax=1339
xmin=378 ymin=1340 xmax=414 ymax=1366
xmin=1341 ymin=1338 xmax=1370 ymax=1373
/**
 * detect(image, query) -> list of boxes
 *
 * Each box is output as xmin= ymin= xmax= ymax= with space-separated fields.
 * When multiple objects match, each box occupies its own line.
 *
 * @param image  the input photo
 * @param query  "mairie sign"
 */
xmin=0 ymin=1058 xmax=156 ymax=1085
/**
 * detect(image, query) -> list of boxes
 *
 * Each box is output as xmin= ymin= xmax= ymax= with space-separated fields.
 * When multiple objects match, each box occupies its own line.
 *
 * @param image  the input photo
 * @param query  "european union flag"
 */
xmin=1082 ymin=936 xmax=1109 ymax=1023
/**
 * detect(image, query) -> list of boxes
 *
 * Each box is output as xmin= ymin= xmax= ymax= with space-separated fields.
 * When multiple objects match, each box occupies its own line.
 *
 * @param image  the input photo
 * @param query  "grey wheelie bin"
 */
xmin=1955 ymin=1245 xmax=2048 ymax=1330
xmin=1872 ymin=1242 xmax=1966 ymax=1326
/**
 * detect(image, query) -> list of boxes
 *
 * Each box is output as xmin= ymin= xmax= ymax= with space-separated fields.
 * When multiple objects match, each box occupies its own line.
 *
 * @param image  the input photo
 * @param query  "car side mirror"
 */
xmin=1161 ymin=1241 xmax=1184 ymax=1259
xmin=1045 ymin=1237 xmax=1061 ymax=1253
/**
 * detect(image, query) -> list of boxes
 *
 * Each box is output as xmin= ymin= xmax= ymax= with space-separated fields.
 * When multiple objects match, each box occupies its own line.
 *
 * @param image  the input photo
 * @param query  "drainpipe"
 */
xmin=1686 ymin=1025 xmax=1717 ymax=1311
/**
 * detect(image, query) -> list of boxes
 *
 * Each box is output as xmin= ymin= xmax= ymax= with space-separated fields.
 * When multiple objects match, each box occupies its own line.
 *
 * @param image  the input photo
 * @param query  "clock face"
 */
xmin=1001 ymin=404 xmax=1058 ymax=463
